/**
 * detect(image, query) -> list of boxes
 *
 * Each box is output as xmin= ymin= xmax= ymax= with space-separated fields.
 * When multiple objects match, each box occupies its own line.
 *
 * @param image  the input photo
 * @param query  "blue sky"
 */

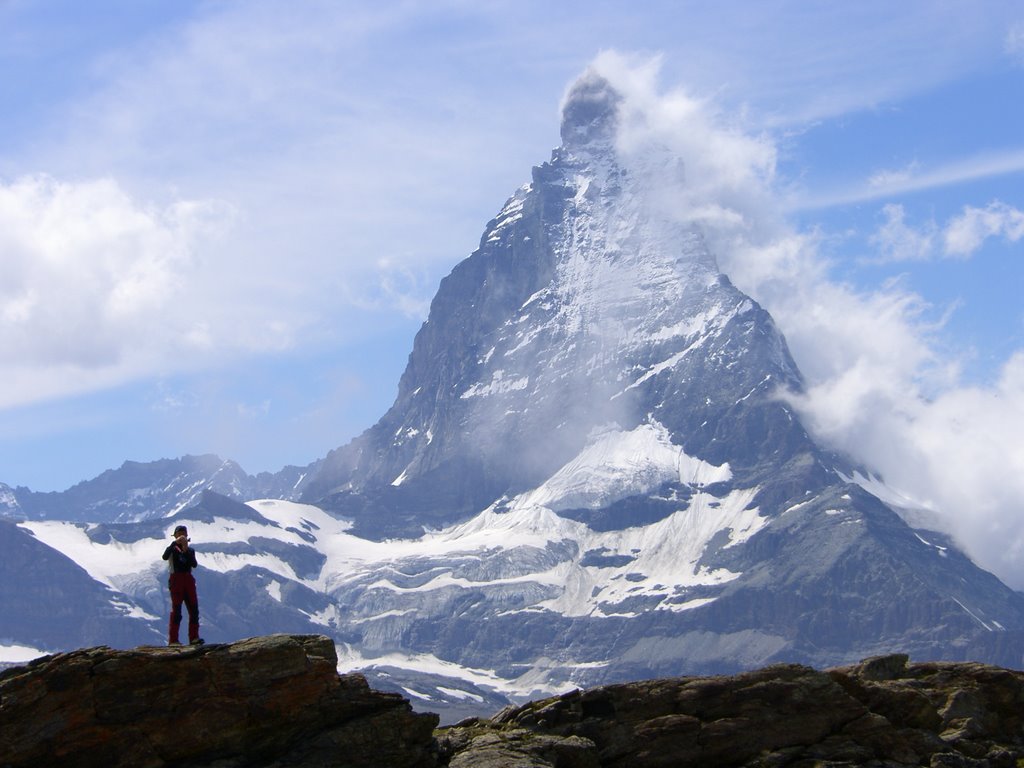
xmin=1 ymin=1 xmax=1023 ymax=581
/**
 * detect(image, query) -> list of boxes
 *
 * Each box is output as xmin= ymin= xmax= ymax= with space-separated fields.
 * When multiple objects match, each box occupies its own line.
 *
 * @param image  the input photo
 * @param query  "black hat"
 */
xmin=173 ymin=525 xmax=188 ymax=537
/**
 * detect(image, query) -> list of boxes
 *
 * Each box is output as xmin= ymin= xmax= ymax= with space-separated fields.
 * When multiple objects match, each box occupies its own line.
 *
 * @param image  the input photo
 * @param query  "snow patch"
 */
xmin=951 ymin=598 xmax=993 ymax=631
xmin=266 ymin=580 xmax=283 ymax=602
xmin=915 ymin=533 xmax=948 ymax=553
xmin=109 ymin=597 xmax=159 ymax=621
xmin=335 ymin=643 xmax=569 ymax=701
xmin=0 ymin=643 xmax=51 ymax=664
xmin=437 ymin=686 xmax=485 ymax=703
xmin=520 ymin=420 xmax=731 ymax=513
xmin=18 ymin=521 xmax=166 ymax=591
xmin=460 ymin=370 xmax=530 ymax=399
xmin=401 ymin=686 xmax=434 ymax=701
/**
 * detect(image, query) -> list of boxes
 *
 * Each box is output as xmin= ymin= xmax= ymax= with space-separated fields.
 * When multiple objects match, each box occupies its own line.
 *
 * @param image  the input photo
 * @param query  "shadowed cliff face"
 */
xmin=3 ymin=636 xmax=1024 ymax=768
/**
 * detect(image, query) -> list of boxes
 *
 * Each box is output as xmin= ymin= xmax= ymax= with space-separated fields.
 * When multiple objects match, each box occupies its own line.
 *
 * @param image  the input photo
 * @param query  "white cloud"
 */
xmin=867 ymin=162 xmax=920 ymax=190
xmin=806 ymin=352 xmax=1024 ymax=588
xmin=1006 ymin=22 xmax=1024 ymax=65
xmin=358 ymin=260 xmax=434 ymax=321
xmin=0 ymin=174 xmax=297 ymax=408
xmin=943 ymin=201 xmax=1024 ymax=257
xmin=587 ymin=51 xmax=780 ymax=252
xmin=860 ymin=200 xmax=1024 ymax=263
xmin=869 ymin=203 xmax=937 ymax=262
xmin=794 ymin=149 xmax=1024 ymax=211
xmin=593 ymin=55 xmax=1024 ymax=589
xmin=766 ymin=233 xmax=1024 ymax=588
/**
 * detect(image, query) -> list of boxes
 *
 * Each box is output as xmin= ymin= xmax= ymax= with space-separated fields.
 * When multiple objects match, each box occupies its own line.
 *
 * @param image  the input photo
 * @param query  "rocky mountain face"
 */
xmin=286 ymin=71 xmax=1024 ymax=684
xmin=4 ymin=70 xmax=1024 ymax=707
xmin=2 ymin=492 xmax=335 ymax=655
xmin=3 ymin=634 xmax=1024 ymax=768
xmin=0 ymin=518 xmax=161 ymax=652
xmin=300 ymin=71 xmax=811 ymax=541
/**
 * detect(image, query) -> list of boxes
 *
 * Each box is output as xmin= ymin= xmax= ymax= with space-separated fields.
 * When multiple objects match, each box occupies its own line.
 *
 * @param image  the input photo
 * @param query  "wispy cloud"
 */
xmin=1006 ymin=22 xmax=1024 ymax=65
xmin=790 ymin=148 xmax=1024 ymax=211
xmin=866 ymin=200 xmax=1024 ymax=262
xmin=868 ymin=204 xmax=937 ymax=262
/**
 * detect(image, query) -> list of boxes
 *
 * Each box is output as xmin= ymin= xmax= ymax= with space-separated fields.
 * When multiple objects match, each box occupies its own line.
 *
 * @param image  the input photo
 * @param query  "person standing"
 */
xmin=162 ymin=524 xmax=204 ymax=646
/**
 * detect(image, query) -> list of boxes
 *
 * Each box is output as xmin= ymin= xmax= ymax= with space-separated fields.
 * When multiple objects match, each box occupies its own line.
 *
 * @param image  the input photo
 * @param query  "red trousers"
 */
xmin=168 ymin=572 xmax=200 ymax=643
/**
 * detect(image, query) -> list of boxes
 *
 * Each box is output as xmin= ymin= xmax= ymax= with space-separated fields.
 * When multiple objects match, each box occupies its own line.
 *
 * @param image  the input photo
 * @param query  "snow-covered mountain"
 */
xmin=301 ymin=72 xmax=811 ymax=543
xmin=8 ymin=455 xmax=312 ymax=523
xmin=5 ymin=70 xmax=1024 ymax=713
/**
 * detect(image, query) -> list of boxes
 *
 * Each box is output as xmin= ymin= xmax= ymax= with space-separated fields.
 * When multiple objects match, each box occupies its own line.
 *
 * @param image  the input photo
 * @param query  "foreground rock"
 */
xmin=3 ymin=637 xmax=1024 ymax=767
xmin=441 ymin=654 xmax=1024 ymax=767
xmin=0 ymin=634 xmax=437 ymax=768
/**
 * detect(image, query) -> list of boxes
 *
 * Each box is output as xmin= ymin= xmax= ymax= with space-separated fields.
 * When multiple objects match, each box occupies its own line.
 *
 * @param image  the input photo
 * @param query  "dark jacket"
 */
xmin=163 ymin=543 xmax=198 ymax=574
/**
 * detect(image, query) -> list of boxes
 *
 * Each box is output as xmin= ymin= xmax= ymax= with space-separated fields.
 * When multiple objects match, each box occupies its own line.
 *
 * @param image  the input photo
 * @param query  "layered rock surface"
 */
xmin=0 ymin=634 xmax=437 ymax=768
xmin=443 ymin=654 xmax=1024 ymax=767
xmin=3 ymin=635 xmax=1023 ymax=768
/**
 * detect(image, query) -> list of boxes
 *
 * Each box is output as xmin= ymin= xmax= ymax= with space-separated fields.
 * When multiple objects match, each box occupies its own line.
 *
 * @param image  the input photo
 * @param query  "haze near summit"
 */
xmin=0 ymin=2 xmax=1021 ymax=588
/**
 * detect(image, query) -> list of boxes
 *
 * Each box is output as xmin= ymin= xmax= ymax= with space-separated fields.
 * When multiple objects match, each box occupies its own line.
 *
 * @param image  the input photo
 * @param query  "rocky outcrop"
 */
xmin=0 ymin=634 xmax=437 ymax=768
xmin=3 ymin=638 xmax=1023 ymax=768
xmin=440 ymin=653 xmax=1024 ymax=767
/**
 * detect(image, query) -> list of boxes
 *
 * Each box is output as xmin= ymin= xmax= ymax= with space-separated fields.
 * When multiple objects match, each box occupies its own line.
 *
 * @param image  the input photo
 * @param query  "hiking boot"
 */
xmin=168 ymin=641 xmax=182 ymax=646
xmin=189 ymin=638 xmax=205 ymax=646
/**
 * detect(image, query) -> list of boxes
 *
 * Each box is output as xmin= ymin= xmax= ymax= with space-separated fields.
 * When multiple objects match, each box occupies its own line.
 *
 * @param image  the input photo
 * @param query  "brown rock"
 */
xmin=442 ymin=728 xmax=598 ymax=768
xmin=0 ymin=634 xmax=438 ymax=768
xmin=450 ymin=656 xmax=1024 ymax=767
xmin=6 ymin=639 xmax=1024 ymax=768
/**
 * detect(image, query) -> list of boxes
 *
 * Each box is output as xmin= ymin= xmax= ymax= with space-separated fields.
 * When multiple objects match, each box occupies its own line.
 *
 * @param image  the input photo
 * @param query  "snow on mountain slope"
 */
xmin=519 ymin=420 xmax=732 ymax=512
xmin=15 ymin=417 xmax=766 ymax=640
xmin=19 ymin=520 xmax=167 ymax=593
xmin=19 ymin=500 xmax=348 ymax=597
xmin=7 ymin=456 xmax=316 ymax=525
xmin=837 ymin=469 xmax=948 ymax=531
xmin=336 ymin=642 xmax=568 ymax=703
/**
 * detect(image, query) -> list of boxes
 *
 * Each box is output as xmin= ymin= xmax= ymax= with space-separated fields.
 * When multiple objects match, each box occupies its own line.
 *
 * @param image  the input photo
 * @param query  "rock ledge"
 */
xmin=440 ymin=654 xmax=1024 ymax=767
xmin=0 ymin=634 xmax=437 ymax=768
xmin=3 ymin=641 xmax=1024 ymax=767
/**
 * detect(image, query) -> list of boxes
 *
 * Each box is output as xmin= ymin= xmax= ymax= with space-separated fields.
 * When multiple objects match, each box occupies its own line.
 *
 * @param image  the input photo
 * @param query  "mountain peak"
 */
xmin=560 ymin=70 xmax=621 ymax=148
